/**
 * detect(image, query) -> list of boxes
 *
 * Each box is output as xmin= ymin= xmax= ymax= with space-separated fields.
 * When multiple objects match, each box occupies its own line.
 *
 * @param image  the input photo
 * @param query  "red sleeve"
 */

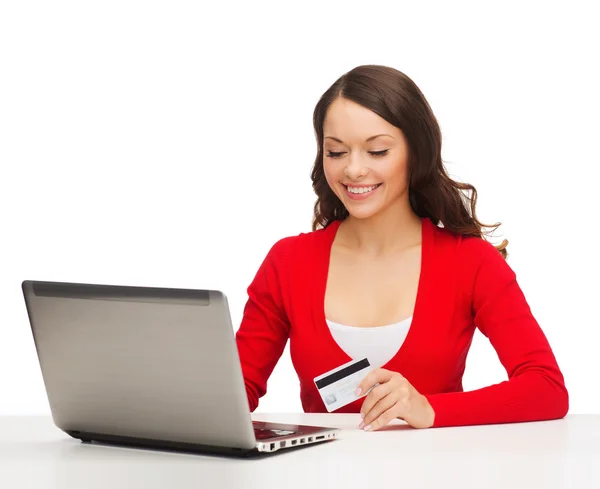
xmin=235 ymin=239 xmax=291 ymax=412
xmin=425 ymin=239 xmax=569 ymax=427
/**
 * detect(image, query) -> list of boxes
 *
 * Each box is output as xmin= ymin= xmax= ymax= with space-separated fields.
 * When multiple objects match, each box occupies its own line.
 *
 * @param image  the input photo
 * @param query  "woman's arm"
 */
xmin=425 ymin=238 xmax=569 ymax=427
xmin=235 ymin=239 xmax=291 ymax=412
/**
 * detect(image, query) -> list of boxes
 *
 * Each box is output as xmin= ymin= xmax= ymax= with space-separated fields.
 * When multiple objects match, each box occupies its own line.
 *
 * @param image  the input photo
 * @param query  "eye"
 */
xmin=325 ymin=150 xmax=389 ymax=158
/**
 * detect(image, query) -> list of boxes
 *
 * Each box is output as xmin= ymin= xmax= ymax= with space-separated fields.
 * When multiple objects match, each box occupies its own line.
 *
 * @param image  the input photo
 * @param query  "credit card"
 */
xmin=313 ymin=358 xmax=377 ymax=412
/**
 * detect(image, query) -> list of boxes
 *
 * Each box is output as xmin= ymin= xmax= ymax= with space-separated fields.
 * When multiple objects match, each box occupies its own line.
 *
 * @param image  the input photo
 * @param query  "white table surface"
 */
xmin=0 ymin=413 xmax=598 ymax=488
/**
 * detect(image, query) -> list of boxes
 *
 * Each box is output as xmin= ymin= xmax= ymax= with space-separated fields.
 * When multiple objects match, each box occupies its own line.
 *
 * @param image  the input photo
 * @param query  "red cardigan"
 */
xmin=235 ymin=217 xmax=568 ymax=427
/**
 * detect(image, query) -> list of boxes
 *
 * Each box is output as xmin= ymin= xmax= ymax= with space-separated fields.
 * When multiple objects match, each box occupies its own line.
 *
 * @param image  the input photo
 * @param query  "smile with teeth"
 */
xmin=345 ymin=183 xmax=382 ymax=194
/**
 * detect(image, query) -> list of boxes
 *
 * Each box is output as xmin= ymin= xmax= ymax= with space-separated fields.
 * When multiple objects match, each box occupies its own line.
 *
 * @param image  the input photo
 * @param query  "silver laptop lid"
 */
xmin=22 ymin=280 xmax=257 ymax=450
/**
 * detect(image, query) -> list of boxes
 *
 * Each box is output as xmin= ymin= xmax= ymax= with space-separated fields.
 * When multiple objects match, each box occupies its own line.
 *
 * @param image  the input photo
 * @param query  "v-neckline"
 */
xmin=317 ymin=216 xmax=433 ymax=370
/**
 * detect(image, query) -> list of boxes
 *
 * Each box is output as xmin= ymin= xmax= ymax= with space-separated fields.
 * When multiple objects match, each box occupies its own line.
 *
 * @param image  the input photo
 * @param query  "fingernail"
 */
xmin=364 ymin=425 xmax=372 ymax=431
xmin=358 ymin=421 xmax=365 ymax=429
xmin=355 ymin=387 xmax=362 ymax=396
xmin=360 ymin=412 xmax=365 ymax=419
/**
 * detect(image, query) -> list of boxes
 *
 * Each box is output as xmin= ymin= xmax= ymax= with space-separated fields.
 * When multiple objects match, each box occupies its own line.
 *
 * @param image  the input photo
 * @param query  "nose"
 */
xmin=344 ymin=154 xmax=368 ymax=180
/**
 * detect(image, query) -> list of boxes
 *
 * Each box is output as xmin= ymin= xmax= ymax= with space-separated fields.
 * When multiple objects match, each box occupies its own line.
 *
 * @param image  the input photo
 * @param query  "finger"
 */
xmin=361 ymin=390 xmax=397 ymax=429
xmin=360 ymin=382 xmax=391 ymax=417
xmin=365 ymin=406 xmax=401 ymax=432
xmin=357 ymin=368 xmax=394 ymax=396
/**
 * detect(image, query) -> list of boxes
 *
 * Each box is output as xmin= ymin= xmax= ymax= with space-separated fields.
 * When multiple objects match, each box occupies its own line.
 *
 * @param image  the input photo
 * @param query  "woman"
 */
xmin=235 ymin=64 xmax=568 ymax=430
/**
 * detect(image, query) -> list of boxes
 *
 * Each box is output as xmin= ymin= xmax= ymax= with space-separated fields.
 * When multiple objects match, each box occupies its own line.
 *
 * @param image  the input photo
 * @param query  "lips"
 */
xmin=343 ymin=183 xmax=382 ymax=200
xmin=344 ymin=183 xmax=382 ymax=194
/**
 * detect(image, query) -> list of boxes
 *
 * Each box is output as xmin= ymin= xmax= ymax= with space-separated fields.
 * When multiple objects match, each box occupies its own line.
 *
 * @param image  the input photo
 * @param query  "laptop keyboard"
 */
xmin=253 ymin=428 xmax=297 ymax=440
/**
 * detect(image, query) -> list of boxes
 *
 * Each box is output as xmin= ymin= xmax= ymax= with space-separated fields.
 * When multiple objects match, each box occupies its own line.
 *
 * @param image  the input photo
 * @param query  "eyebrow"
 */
xmin=324 ymin=134 xmax=395 ymax=143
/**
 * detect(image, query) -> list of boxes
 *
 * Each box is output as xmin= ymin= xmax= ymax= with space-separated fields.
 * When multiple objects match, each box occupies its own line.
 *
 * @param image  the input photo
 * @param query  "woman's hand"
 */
xmin=356 ymin=368 xmax=435 ymax=430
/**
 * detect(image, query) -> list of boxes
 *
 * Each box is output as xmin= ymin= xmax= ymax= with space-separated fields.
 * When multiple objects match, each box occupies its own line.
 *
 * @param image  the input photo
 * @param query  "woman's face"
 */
xmin=322 ymin=97 xmax=411 ymax=221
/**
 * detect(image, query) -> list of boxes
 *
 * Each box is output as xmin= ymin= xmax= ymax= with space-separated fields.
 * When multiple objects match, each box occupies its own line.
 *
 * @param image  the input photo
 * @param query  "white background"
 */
xmin=1 ymin=1 xmax=598 ymax=416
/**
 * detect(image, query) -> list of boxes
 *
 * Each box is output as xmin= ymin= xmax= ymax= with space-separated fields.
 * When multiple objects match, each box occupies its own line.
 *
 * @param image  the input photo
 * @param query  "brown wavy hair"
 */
xmin=310 ymin=64 xmax=509 ymax=259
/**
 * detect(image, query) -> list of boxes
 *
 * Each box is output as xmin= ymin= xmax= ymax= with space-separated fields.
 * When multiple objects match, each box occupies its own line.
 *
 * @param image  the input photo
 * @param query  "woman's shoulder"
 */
xmin=430 ymin=220 xmax=502 ymax=263
xmin=264 ymin=223 xmax=336 ymax=267
xmin=427 ymin=222 xmax=511 ymax=290
xmin=430 ymin=223 xmax=513 ymax=299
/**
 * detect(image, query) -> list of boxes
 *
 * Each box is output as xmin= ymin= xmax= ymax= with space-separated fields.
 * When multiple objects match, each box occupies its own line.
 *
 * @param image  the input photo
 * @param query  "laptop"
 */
xmin=21 ymin=280 xmax=340 ymax=456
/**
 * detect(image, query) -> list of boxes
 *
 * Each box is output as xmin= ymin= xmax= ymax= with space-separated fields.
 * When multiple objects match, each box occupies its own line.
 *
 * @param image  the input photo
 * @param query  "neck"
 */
xmin=338 ymin=201 xmax=422 ymax=256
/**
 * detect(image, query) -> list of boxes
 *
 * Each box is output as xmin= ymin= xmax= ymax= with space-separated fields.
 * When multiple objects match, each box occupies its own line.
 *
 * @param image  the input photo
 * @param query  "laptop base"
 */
xmin=66 ymin=429 xmax=261 ymax=457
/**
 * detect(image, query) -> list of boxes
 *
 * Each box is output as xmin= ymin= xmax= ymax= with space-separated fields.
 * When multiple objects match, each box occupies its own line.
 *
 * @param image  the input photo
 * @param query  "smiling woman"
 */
xmin=235 ymin=64 xmax=568 ymax=431
xmin=311 ymin=66 xmax=507 ymax=256
xmin=321 ymin=99 xmax=412 ymax=219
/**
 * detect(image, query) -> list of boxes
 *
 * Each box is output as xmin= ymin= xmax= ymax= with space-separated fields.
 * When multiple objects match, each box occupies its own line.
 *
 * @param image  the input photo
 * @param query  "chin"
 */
xmin=344 ymin=206 xmax=381 ymax=220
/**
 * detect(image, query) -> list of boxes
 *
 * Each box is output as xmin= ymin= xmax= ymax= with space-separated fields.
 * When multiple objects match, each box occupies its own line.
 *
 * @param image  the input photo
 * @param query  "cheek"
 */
xmin=323 ymin=161 xmax=338 ymax=186
xmin=387 ymin=163 xmax=409 ymax=189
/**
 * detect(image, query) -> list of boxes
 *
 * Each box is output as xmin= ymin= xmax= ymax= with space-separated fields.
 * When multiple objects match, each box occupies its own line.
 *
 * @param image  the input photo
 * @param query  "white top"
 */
xmin=326 ymin=316 xmax=412 ymax=368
